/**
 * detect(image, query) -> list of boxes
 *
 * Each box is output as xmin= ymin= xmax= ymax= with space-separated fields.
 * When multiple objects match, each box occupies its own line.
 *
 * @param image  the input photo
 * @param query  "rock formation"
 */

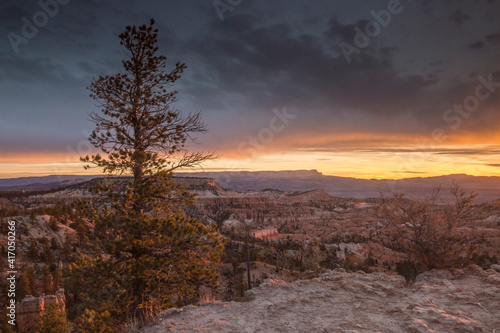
xmin=253 ymin=228 xmax=279 ymax=240
xmin=16 ymin=289 xmax=65 ymax=331
xmin=143 ymin=266 xmax=500 ymax=332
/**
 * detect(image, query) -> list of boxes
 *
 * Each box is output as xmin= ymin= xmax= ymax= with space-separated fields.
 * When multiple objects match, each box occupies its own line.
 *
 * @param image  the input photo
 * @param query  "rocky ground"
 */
xmin=143 ymin=266 xmax=500 ymax=333
xmin=2 ymin=177 xmax=500 ymax=332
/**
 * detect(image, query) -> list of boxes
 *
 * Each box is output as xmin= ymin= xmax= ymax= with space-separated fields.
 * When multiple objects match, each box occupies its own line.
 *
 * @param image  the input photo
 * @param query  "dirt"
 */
xmin=143 ymin=265 xmax=500 ymax=333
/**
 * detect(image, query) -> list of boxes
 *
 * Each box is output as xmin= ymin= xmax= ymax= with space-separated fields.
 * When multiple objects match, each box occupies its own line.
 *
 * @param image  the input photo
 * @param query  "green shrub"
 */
xmin=32 ymin=304 xmax=70 ymax=333
xmin=74 ymin=309 xmax=114 ymax=333
xmin=396 ymin=260 xmax=420 ymax=282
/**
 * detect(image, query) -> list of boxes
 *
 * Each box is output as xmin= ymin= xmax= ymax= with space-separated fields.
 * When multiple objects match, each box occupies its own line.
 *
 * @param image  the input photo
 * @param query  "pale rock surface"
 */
xmin=142 ymin=266 xmax=500 ymax=333
xmin=16 ymin=289 xmax=66 ymax=331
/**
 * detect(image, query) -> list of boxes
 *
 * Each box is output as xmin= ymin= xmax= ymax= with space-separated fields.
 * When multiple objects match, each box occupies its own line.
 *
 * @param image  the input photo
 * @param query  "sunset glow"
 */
xmin=2 ymin=143 xmax=500 ymax=179
xmin=1 ymin=1 xmax=500 ymax=180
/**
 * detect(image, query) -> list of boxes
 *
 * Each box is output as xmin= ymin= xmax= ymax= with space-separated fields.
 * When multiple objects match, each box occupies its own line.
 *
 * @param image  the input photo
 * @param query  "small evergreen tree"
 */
xmin=62 ymin=234 xmax=73 ymax=260
xmin=74 ymin=309 xmax=114 ymax=333
xmin=42 ymin=264 xmax=54 ymax=294
xmin=49 ymin=216 xmax=60 ymax=231
xmin=72 ymin=19 xmax=225 ymax=326
xmin=50 ymin=237 xmax=58 ymax=250
xmin=25 ymin=266 xmax=37 ymax=296
xmin=32 ymin=304 xmax=70 ymax=333
xmin=41 ymin=238 xmax=55 ymax=265
xmin=63 ymin=252 xmax=88 ymax=304
xmin=71 ymin=219 xmax=89 ymax=245
xmin=28 ymin=240 xmax=39 ymax=260
xmin=53 ymin=267 xmax=63 ymax=291
xmin=18 ymin=270 xmax=33 ymax=299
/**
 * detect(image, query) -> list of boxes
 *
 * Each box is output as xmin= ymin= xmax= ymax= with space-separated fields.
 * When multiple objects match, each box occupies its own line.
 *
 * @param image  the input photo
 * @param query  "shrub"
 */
xmin=471 ymin=251 xmax=498 ymax=270
xmin=74 ymin=309 xmax=114 ymax=333
xmin=396 ymin=260 xmax=420 ymax=282
xmin=379 ymin=184 xmax=477 ymax=272
xmin=344 ymin=254 xmax=369 ymax=273
xmin=31 ymin=304 xmax=70 ymax=333
xmin=49 ymin=216 xmax=60 ymax=231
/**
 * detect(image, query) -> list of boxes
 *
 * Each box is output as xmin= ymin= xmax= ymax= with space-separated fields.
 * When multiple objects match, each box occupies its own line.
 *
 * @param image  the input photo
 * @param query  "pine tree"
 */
xmin=41 ymin=237 xmax=55 ymax=265
xmin=62 ymin=234 xmax=73 ymax=260
xmin=28 ymin=240 xmax=39 ymax=260
xmin=73 ymin=19 xmax=225 ymax=326
xmin=49 ymin=216 xmax=59 ymax=231
xmin=75 ymin=309 xmax=114 ymax=333
xmin=63 ymin=252 xmax=88 ymax=304
xmin=25 ymin=266 xmax=37 ymax=296
xmin=18 ymin=271 xmax=33 ymax=299
xmin=32 ymin=304 xmax=70 ymax=333
xmin=42 ymin=264 xmax=54 ymax=294
xmin=73 ymin=219 xmax=89 ymax=245
xmin=50 ymin=237 xmax=58 ymax=250
xmin=53 ymin=267 xmax=63 ymax=291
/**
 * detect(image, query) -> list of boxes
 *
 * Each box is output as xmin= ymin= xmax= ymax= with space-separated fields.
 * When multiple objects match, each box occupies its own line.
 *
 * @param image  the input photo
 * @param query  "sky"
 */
xmin=1 ymin=0 xmax=500 ymax=179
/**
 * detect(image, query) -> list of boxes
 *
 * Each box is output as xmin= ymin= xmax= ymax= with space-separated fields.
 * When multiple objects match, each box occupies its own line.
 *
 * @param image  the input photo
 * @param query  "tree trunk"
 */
xmin=246 ymin=232 xmax=252 ymax=290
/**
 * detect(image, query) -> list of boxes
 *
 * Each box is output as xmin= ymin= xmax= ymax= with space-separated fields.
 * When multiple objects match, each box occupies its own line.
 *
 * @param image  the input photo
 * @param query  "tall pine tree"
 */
xmin=75 ymin=19 xmax=225 ymax=326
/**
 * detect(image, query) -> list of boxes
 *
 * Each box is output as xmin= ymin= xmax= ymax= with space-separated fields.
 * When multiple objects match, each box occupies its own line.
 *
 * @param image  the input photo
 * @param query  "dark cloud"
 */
xmin=0 ymin=5 xmax=29 ymax=22
xmin=468 ymin=41 xmax=486 ymax=49
xmin=182 ymin=12 xmax=436 ymax=133
xmin=449 ymin=9 xmax=471 ymax=26
xmin=325 ymin=18 xmax=369 ymax=43
xmin=486 ymin=32 xmax=500 ymax=44
xmin=0 ymin=0 xmax=500 ymax=159
xmin=0 ymin=53 xmax=83 ymax=86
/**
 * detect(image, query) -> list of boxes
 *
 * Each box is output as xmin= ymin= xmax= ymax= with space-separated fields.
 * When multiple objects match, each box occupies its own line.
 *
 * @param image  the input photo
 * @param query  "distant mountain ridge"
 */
xmin=176 ymin=170 xmax=500 ymax=204
xmin=2 ymin=171 xmax=500 ymax=203
xmin=0 ymin=175 xmax=99 ymax=191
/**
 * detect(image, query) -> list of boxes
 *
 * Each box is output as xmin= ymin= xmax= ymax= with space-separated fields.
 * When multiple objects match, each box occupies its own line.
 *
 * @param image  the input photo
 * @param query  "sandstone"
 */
xmin=16 ymin=289 xmax=65 ymax=331
xmin=142 ymin=268 xmax=500 ymax=333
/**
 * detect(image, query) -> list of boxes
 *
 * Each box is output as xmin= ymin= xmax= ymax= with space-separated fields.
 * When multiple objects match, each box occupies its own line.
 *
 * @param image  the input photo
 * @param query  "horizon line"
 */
xmin=0 ymin=170 xmax=494 ymax=182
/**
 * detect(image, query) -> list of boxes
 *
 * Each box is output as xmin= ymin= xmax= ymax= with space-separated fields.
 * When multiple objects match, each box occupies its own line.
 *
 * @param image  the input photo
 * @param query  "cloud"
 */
xmin=436 ymin=150 xmax=500 ymax=156
xmin=0 ymin=5 xmax=29 ymax=23
xmin=391 ymin=171 xmax=426 ymax=174
xmin=0 ymin=53 xmax=83 ymax=86
xmin=184 ymin=13 xmax=435 ymax=121
xmin=325 ymin=18 xmax=369 ymax=43
xmin=1 ymin=0 xmax=500 ymax=164
xmin=448 ymin=9 xmax=471 ymax=26
xmin=486 ymin=32 xmax=500 ymax=44
xmin=468 ymin=41 xmax=486 ymax=50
